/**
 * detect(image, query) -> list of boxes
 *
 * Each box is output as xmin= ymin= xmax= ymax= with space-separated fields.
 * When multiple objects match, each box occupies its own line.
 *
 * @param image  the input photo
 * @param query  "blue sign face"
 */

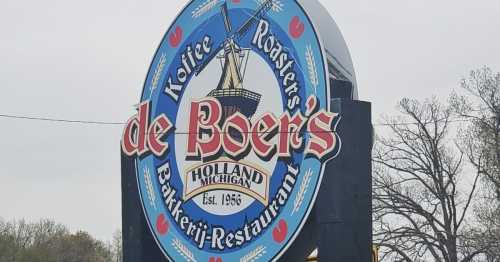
xmin=121 ymin=0 xmax=341 ymax=261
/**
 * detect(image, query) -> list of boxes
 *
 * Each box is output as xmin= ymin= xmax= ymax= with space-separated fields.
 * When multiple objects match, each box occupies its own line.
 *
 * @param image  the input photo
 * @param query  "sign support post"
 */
xmin=121 ymin=152 xmax=165 ymax=261
xmin=315 ymin=99 xmax=372 ymax=262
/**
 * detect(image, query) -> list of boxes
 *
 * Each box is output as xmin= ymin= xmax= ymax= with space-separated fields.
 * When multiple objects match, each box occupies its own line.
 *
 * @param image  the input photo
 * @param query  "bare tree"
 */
xmin=451 ymin=67 xmax=500 ymax=261
xmin=373 ymin=98 xmax=486 ymax=262
xmin=451 ymin=67 xmax=500 ymax=199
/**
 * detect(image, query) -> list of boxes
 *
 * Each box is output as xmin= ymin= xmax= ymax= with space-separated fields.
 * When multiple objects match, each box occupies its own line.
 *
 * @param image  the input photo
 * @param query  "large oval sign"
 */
xmin=122 ymin=0 xmax=341 ymax=261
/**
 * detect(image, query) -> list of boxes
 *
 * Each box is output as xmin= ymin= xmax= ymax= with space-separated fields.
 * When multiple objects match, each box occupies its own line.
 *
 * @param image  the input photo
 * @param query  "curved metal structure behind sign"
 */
xmin=299 ymin=0 xmax=358 ymax=100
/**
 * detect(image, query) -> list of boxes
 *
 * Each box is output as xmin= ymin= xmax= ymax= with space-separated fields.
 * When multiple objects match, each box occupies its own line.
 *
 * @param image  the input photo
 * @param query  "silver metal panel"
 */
xmin=298 ymin=0 xmax=358 ymax=99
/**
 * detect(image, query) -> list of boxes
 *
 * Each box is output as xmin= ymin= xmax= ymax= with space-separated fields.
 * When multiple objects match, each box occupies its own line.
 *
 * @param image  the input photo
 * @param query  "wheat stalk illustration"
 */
xmin=240 ymin=245 xmax=266 ymax=262
xmin=143 ymin=167 xmax=157 ymax=210
xmin=292 ymin=168 xmax=314 ymax=215
xmin=150 ymin=53 xmax=167 ymax=95
xmin=254 ymin=0 xmax=284 ymax=12
xmin=172 ymin=238 xmax=198 ymax=262
xmin=305 ymin=45 xmax=319 ymax=94
xmin=192 ymin=0 xmax=221 ymax=18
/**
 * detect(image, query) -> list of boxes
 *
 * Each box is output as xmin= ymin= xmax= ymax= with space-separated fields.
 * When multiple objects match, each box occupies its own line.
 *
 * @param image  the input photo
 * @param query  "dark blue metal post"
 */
xmin=315 ymin=98 xmax=372 ymax=262
xmin=121 ymin=152 xmax=167 ymax=262
xmin=278 ymin=98 xmax=373 ymax=262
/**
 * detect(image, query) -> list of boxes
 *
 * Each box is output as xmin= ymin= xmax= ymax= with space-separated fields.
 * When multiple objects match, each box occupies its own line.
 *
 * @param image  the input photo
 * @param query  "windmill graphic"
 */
xmin=195 ymin=0 xmax=273 ymax=122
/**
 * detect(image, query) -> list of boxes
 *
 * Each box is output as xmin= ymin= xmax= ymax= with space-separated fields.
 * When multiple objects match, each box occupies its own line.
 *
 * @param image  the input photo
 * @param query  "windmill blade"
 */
xmin=195 ymin=0 xmax=272 ymax=75
xmin=233 ymin=0 xmax=273 ymax=40
xmin=220 ymin=3 xmax=232 ymax=34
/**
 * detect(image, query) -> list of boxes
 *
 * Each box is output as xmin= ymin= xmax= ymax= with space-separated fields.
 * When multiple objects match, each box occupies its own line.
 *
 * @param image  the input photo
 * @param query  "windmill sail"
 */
xmin=194 ymin=0 xmax=272 ymax=75
xmin=233 ymin=0 xmax=273 ymax=40
xmin=221 ymin=3 xmax=232 ymax=34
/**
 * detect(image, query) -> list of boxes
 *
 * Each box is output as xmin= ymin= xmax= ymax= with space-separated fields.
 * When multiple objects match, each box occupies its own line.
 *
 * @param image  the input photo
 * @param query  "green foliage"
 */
xmin=0 ymin=218 xmax=121 ymax=262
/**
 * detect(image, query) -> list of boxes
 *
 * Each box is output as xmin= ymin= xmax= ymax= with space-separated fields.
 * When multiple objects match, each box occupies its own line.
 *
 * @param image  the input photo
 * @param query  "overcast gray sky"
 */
xmin=1 ymin=0 xmax=499 ymax=241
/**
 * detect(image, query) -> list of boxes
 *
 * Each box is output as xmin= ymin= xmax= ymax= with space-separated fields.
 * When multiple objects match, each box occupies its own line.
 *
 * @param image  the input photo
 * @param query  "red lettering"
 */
xmin=148 ymin=115 xmax=173 ymax=156
xmin=306 ymin=111 xmax=338 ymax=159
xmin=251 ymin=113 xmax=278 ymax=159
xmin=123 ymin=96 xmax=340 ymax=161
xmin=121 ymin=101 xmax=173 ymax=157
xmin=186 ymin=98 xmax=222 ymax=158
xmin=137 ymin=102 xmax=150 ymax=155
xmin=222 ymin=112 xmax=251 ymax=158
xmin=122 ymin=117 xmax=139 ymax=156
xmin=278 ymin=112 xmax=306 ymax=158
